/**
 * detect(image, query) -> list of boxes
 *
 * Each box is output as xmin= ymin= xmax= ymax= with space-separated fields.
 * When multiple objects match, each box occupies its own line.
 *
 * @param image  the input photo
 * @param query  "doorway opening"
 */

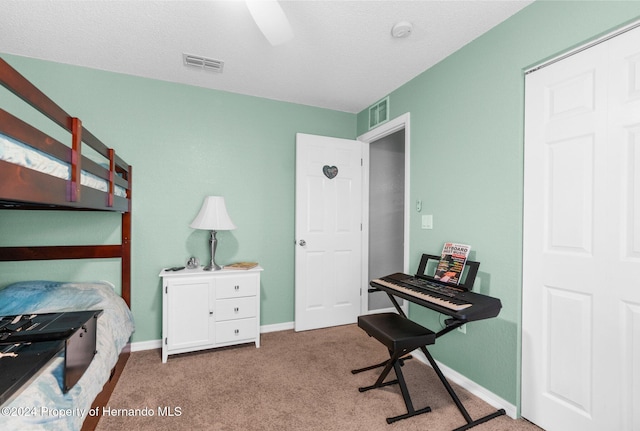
xmin=368 ymin=129 xmax=405 ymax=311
xmin=359 ymin=113 xmax=410 ymax=315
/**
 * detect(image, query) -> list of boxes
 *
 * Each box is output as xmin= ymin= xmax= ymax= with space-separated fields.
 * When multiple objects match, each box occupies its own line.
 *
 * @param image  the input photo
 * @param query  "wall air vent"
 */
xmin=368 ymin=96 xmax=389 ymax=129
xmin=183 ymin=54 xmax=224 ymax=73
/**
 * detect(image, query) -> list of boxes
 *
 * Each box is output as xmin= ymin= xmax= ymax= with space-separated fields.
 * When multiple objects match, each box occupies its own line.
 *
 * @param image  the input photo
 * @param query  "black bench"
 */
xmin=353 ymin=312 xmax=436 ymax=424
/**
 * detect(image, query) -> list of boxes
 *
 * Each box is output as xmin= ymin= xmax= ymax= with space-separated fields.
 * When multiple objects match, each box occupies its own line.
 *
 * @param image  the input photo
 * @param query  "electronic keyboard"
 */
xmin=370 ymin=272 xmax=501 ymax=322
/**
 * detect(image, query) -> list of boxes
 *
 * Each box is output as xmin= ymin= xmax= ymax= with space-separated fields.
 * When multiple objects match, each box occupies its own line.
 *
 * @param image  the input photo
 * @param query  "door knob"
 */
xmin=298 ymin=239 xmax=306 ymax=246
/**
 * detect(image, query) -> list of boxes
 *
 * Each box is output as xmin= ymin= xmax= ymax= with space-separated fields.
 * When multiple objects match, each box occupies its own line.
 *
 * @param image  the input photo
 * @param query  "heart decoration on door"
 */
xmin=322 ymin=165 xmax=338 ymax=179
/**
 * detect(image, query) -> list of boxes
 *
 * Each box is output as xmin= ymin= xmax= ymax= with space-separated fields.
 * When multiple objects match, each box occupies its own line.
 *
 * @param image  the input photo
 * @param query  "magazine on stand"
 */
xmin=433 ymin=242 xmax=471 ymax=285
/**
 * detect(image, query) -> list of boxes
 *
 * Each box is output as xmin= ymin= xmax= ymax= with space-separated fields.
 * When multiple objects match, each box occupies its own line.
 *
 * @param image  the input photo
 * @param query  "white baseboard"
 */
xmin=260 ymin=321 xmax=295 ymax=333
xmin=411 ymin=349 xmax=517 ymax=419
xmin=130 ymin=339 xmax=161 ymax=352
xmin=130 ymin=321 xmax=296 ymax=352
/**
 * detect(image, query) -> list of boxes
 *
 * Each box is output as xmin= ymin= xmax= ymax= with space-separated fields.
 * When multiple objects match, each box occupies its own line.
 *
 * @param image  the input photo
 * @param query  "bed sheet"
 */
xmin=0 ymin=281 xmax=134 ymax=431
xmin=0 ymin=133 xmax=127 ymax=198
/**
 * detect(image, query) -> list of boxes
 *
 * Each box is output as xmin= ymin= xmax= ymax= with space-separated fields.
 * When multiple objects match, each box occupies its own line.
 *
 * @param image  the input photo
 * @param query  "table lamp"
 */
xmin=190 ymin=196 xmax=236 ymax=271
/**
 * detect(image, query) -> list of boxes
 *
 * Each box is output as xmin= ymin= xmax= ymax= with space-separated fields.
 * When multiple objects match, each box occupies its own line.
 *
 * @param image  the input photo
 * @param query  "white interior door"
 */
xmin=522 ymin=24 xmax=640 ymax=431
xmin=295 ymin=133 xmax=363 ymax=331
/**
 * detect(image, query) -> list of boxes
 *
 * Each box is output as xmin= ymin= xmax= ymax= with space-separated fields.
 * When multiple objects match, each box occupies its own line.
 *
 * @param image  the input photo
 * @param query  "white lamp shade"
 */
xmin=190 ymin=196 xmax=236 ymax=230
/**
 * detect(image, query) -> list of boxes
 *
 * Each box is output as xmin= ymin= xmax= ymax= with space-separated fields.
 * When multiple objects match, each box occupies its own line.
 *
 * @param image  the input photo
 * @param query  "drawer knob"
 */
xmin=234 ymin=285 xmax=240 ymax=291
xmin=234 ymin=329 xmax=239 ymax=335
xmin=234 ymin=307 xmax=239 ymax=312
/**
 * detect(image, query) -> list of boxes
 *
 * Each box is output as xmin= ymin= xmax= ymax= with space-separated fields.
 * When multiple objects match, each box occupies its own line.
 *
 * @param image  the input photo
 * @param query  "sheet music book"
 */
xmin=433 ymin=242 xmax=470 ymax=285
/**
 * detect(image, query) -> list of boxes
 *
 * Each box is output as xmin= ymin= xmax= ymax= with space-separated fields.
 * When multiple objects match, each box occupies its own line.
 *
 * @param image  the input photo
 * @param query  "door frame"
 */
xmin=358 ymin=112 xmax=411 ymax=315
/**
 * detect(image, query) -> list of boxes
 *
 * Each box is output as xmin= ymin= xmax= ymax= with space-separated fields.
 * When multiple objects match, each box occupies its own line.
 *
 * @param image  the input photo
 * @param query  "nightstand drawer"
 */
xmin=216 ymin=274 xmax=258 ymax=299
xmin=215 ymin=297 xmax=257 ymax=321
xmin=216 ymin=318 xmax=257 ymax=343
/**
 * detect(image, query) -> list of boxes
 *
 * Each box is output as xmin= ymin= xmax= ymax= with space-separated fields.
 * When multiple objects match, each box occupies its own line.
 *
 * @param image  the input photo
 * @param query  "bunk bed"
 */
xmin=0 ymin=56 xmax=133 ymax=431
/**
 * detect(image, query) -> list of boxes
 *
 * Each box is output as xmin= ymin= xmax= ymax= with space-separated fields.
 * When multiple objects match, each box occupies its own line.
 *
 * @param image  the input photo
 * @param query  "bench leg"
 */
xmin=351 ymin=358 xmax=390 ymax=375
xmin=357 ymin=349 xmax=432 ymax=424
xmin=357 ymin=350 xmax=399 ymax=392
xmin=385 ymin=356 xmax=431 ymax=424
xmin=351 ymin=354 xmax=413 ymax=375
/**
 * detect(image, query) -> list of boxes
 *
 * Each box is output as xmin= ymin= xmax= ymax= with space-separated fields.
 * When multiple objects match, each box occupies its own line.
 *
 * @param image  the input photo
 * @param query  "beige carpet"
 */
xmin=96 ymin=324 xmax=542 ymax=431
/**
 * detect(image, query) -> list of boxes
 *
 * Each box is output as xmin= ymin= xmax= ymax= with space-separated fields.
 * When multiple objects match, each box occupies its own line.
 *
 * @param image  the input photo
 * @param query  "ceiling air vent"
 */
xmin=183 ymin=54 xmax=224 ymax=73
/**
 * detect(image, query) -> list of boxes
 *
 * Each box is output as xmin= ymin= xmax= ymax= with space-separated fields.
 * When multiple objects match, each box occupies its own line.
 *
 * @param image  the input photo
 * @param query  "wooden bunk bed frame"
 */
xmin=0 ymin=57 xmax=132 ymax=431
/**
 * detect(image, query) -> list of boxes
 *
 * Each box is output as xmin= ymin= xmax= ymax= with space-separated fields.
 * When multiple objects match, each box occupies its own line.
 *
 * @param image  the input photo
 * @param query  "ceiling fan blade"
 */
xmin=246 ymin=0 xmax=293 ymax=46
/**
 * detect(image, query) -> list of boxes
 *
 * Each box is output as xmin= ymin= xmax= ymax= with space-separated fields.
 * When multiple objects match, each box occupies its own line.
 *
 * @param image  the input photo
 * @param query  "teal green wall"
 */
xmin=357 ymin=1 xmax=640 ymax=409
xmin=0 ymin=54 xmax=356 ymax=347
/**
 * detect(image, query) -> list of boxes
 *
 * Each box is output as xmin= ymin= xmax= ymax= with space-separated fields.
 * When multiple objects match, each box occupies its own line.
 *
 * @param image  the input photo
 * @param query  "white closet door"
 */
xmin=522 ymin=25 xmax=640 ymax=431
xmin=607 ymin=27 xmax=640 ymax=431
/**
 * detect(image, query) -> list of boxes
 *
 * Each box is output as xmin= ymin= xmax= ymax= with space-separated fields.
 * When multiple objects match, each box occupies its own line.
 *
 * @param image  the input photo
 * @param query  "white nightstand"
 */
xmin=159 ymin=266 xmax=262 ymax=363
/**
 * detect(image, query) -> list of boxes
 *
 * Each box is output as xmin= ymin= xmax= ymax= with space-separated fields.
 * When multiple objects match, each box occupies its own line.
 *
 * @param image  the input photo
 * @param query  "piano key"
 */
xmin=372 ymin=279 xmax=472 ymax=311
xmin=369 ymin=273 xmax=502 ymax=322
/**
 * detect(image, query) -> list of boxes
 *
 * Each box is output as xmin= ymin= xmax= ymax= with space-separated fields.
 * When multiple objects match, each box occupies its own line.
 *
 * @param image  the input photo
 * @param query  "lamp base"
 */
xmin=204 ymin=230 xmax=222 ymax=271
xmin=203 ymin=263 xmax=222 ymax=271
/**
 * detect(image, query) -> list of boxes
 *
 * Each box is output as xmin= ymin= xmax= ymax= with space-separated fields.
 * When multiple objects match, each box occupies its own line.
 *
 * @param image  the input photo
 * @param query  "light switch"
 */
xmin=421 ymin=215 xmax=433 ymax=229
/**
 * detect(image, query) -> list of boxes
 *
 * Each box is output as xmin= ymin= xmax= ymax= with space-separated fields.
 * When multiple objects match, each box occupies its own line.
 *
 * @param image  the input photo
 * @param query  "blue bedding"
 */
xmin=0 ymin=281 xmax=134 ymax=430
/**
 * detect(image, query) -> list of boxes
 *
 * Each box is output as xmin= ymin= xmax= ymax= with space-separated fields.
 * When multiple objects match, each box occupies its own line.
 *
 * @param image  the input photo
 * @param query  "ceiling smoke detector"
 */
xmin=183 ymin=54 xmax=224 ymax=73
xmin=391 ymin=21 xmax=413 ymax=39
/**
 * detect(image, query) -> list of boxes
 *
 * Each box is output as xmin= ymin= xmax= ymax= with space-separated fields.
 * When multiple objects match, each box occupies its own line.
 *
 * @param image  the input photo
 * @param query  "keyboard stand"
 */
xmin=354 ymin=286 xmax=506 ymax=430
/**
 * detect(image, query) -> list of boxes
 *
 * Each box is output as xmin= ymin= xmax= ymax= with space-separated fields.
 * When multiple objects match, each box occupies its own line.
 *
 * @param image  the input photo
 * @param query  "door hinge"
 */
xmin=164 ymin=337 xmax=167 ymax=345
xmin=165 ymin=286 xmax=168 ymax=294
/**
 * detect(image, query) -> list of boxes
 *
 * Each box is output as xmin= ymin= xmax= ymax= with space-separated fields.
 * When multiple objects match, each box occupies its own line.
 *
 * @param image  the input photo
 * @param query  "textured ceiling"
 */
xmin=0 ymin=0 xmax=533 ymax=113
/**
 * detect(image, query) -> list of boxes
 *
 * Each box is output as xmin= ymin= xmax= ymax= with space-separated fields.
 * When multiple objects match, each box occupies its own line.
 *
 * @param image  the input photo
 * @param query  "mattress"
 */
xmin=0 ymin=133 xmax=127 ymax=198
xmin=0 ymin=281 xmax=134 ymax=431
